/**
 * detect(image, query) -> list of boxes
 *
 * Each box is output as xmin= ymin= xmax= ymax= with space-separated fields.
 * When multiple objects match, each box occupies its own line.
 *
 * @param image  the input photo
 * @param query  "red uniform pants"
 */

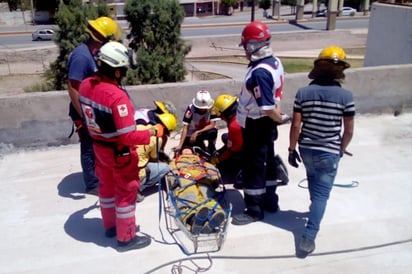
xmin=93 ymin=143 xmax=140 ymax=243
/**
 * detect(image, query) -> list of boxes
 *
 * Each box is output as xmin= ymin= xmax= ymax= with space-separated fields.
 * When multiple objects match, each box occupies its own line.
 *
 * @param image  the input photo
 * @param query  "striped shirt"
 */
xmin=294 ymin=80 xmax=355 ymax=154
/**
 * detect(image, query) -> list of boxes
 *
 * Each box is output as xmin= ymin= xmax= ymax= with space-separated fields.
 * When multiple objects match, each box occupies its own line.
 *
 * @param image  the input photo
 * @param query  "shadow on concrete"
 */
xmin=226 ymin=187 xmax=309 ymax=257
xmin=288 ymin=20 xmax=314 ymax=30
xmin=263 ymin=209 xmax=309 ymax=256
xmin=57 ymin=172 xmax=87 ymax=200
xmin=64 ymin=202 xmax=116 ymax=249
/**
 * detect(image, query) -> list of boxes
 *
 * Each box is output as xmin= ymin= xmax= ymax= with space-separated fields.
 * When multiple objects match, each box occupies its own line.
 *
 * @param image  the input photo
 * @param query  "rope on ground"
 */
xmin=143 ymin=238 xmax=412 ymax=274
xmin=171 ymin=253 xmax=213 ymax=274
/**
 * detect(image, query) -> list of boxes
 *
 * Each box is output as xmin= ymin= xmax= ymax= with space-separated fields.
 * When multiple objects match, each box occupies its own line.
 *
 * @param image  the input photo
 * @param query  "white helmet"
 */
xmin=192 ymin=89 xmax=214 ymax=109
xmin=98 ymin=41 xmax=129 ymax=68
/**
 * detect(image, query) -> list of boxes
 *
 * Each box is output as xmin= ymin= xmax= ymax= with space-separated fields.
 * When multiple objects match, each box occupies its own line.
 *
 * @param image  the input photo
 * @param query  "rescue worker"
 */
xmin=232 ymin=21 xmax=285 ymax=225
xmin=79 ymin=41 xmax=162 ymax=252
xmin=134 ymin=100 xmax=178 ymax=151
xmin=212 ymin=94 xmax=289 ymax=188
xmin=136 ymin=113 xmax=177 ymax=202
xmin=210 ymin=94 xmax=243 ymax=185
xmin=288 ymin=46 xmax=355 ymax=255
xmin=67 ymin=16 xmax=122 ymax=195
xmin=172 ymin=89 xmax=219 ymax=155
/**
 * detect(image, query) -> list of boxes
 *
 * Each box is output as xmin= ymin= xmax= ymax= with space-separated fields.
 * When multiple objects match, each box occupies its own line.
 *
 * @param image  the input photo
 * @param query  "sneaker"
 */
xmin=191 ymin=206 xmax=209 ymax=235
xmin=105 ymin=227 xmax=116 ymax=238
xmin=136 ymin=192 xmax=145 ymax=203
xmin=85 ymin=186 xmax=99 ymax=196
xmin=232 ymin=210 xmax=263 ymax=225
xmin=117 ymin=235 xmax=151 ymax=252
xmin=298 ymin=236 xmax=315 ymax=254
xmin=201 ymin=211 xmax=226 ymax=234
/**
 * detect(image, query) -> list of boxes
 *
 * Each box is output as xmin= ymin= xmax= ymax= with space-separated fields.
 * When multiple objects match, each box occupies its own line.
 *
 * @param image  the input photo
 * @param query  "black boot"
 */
xmin=262 ymin=186 xmax=279 ymax=213
xmin=117 ymin=235 xmax=151 ymax=252
xmin=232 ymin=209 xmax=263 ymax=225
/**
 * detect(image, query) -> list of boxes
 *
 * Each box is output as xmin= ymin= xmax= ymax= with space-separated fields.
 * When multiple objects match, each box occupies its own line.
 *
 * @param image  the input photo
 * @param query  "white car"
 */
xmin=341 ymin=7 xmax=357 ymax=16
xmin=32 ymin=28 xmax=55 ymax=41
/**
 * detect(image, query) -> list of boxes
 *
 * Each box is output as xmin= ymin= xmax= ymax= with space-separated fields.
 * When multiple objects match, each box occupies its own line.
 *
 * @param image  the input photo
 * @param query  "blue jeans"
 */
xmin=299 ymin=147 xmax=340 ymax=240
xmin=80 ymin=126 xmax=99 ymax=191
xmin=139 ymin=162 xmax=170 ymax=192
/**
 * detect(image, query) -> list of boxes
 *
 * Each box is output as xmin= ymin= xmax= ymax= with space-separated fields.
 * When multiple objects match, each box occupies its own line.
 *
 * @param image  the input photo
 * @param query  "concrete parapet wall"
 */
xmin=0 ymin=64 xmax=411 ymax=154
xmin=0 ymin=11 xmax=32 ymax=25
xmin=364 ymin=3 xmax=412 ymax=66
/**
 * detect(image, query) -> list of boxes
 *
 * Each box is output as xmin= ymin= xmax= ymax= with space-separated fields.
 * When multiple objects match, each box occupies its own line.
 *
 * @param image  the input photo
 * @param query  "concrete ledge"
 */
xmin=0 ymin=64 xmax=411 ymax=154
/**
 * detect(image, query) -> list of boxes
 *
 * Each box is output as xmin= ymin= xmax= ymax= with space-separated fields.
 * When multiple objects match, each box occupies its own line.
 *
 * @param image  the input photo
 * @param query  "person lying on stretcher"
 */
xmin=167 ymin=147 xmax=227 ymax=235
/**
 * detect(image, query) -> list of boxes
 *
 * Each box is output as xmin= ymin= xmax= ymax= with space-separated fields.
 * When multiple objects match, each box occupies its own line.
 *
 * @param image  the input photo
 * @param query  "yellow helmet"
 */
xmin=153 ymin=101 xmax=177 ymax=116
xmin=213 ymin=94 xmax=237 ymax=117
xmin=86 ymin=16 xmax=122 ymax=43
xmin=316 ymin=45 xmax=350 ymax=68
xmin=157 ymin=113 xmax=177 ymax=132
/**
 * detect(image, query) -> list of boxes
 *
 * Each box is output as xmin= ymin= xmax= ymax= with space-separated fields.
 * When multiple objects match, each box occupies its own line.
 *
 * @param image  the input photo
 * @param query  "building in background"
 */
xmin=104 ymin=0 xmax=234 ymax=19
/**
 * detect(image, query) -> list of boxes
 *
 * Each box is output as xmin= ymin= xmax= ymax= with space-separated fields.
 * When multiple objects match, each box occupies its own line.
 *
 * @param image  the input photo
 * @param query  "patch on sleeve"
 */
xmin=117 ymin=104 xmax=128 ymax=117
xmin=184 ymin=109 xmax=193 ymax=119
xmin=253 ymin=86 xmax=261 ymax=98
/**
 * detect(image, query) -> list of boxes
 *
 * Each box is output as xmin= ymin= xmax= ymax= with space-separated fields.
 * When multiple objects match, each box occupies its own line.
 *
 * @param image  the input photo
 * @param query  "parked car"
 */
xmin=32 ymin=29 xmax=55 ymax=41
xmin=341 ymin=7 xmax=357 ymax=16
xmin=316 ymin=7 xmax=356 ymax=17
xmin=316 ymin=9 xmax=327 ymax=17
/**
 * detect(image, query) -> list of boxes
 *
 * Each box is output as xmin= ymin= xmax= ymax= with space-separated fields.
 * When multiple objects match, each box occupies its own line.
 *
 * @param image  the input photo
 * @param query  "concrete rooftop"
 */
xmin=1 ymin=112 xmax=411 ymax=274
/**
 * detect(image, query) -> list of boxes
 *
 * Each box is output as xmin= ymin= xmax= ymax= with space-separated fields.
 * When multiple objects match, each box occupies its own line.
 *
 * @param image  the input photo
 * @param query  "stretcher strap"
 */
xmin=156 ymin=179 xmax=191 ymax=255
xmin=168 ymin=173 xmax=225 ymax=222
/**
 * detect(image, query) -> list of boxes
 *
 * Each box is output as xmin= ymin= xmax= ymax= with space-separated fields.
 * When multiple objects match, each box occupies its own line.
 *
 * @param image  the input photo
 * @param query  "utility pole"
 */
xmin=272 ymin=0 xmax=281 ymax=20
xmin=326 ymin=0 xmax=338 ymax=30
xmin=363 ymin=0 xmax=370 ymax=15
xmin=312 ymin=0 xmax=318 ymax=18
xmin=295 ymin=0 xmax=304 ymax=20
xmin=30 ymin=0 xmax=35 ymax=24
xmin=250 ymin=0 xmax=255 ymax=21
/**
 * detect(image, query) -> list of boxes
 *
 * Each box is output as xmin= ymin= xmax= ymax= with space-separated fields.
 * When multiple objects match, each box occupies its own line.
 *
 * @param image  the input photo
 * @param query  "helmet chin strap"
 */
xmin=249 ymin=45 xmax=274 ymax=62
xmin=245 ymin=40 xmax=271 ymax=55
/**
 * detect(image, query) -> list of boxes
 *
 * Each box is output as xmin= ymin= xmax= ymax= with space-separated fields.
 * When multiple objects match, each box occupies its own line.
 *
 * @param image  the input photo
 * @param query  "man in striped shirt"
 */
xmin=288 ymin=46 xmax=355 ymax=256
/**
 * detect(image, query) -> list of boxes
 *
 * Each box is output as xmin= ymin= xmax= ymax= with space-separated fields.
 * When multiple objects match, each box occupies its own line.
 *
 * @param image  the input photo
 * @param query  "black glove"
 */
xmin=288 ymin=149 xmax=301 ymax=168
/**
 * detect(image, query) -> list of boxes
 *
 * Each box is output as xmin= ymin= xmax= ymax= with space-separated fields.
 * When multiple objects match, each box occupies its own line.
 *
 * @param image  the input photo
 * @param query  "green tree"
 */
xmin=124 ymin=0 xmax=190 ymax=85
xmin=259 ymin=0 xmax=271 ymax=10
xmin=221 ymin=0 xmax=238 ymax=7
xmin=7 ymin=0 xmax=19 ymax=11
xmin=34 ymin=0 xmax=59 ymax=11
xmin=44 ymin=0 xmax=109 ymax=91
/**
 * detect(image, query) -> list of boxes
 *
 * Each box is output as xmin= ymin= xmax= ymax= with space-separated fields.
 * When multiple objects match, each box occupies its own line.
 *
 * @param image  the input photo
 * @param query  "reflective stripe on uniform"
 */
xmin=116 ymin=205 xmax=136 ymax=219
xmin=100 ymin=197 xmax=115 ymax=208
xmin=98 ymin=124 xmax=137 ymax=139
xmin=80 ymin=96 xmax=112 ymax=114
xmin=266 ymin=180 xmax=277 ymax=187
xmin=243 ymin=187 xmax=266 ymax=196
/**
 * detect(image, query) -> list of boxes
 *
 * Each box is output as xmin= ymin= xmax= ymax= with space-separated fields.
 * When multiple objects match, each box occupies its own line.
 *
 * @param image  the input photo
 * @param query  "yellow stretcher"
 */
xmin=161 ymin=151 xmax=232 ymax=255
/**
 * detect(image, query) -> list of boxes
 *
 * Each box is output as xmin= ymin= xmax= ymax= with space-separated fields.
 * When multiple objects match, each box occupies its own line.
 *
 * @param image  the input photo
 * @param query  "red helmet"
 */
xmin=239 ymin=21 xmax=271 ymax=46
